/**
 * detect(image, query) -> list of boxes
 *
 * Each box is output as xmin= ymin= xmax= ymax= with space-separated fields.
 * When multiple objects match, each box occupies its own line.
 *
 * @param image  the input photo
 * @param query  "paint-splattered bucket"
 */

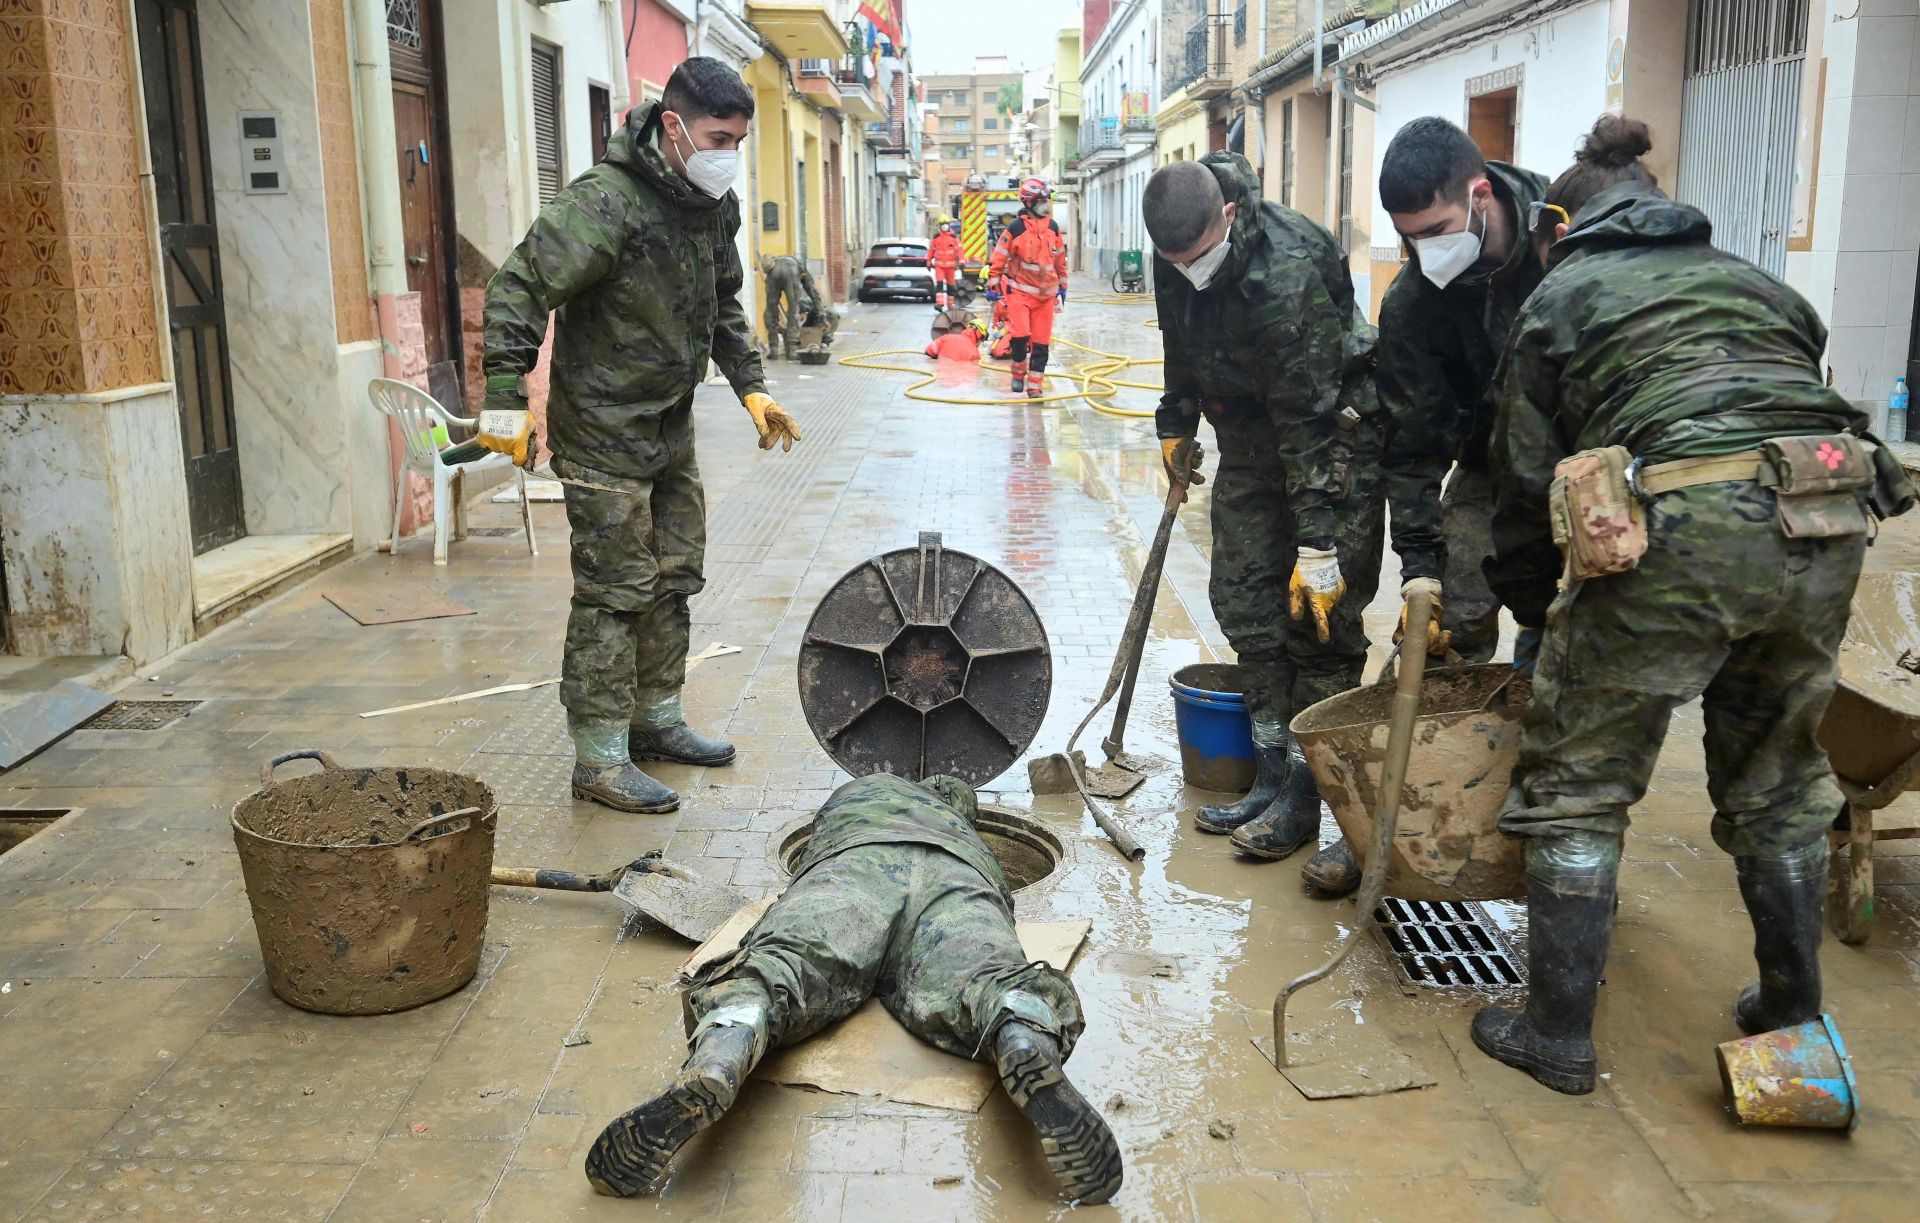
xmin=1169 ymin=664 xmax=1255 ymax=792
xmin=231 ymin=750 xmax=497 ymax=1016
xmin=1716 ymin=1014 xmax=1859 ymax=1131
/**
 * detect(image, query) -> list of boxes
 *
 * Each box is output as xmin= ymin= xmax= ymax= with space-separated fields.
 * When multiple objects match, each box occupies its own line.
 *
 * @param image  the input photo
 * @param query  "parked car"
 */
xmin=858 ymin=238 xmax=934 ymax=303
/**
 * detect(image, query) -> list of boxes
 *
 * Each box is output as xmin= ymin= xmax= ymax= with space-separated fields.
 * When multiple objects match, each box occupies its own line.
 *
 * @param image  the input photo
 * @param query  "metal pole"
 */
xmin=1314 ymin=0 xmax=1325 ymax=89
xmin=350 ymin=0 xmax=407 ymax=299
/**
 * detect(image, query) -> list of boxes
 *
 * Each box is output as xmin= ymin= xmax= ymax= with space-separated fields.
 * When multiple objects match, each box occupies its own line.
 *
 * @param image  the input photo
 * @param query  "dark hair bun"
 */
xmin=1576 ymin=115 xmax=1652 ymax=169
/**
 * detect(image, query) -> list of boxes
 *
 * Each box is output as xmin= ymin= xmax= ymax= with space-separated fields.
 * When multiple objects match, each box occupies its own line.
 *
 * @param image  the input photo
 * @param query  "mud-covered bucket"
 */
xmin=231 ymin=750 xmax=498 ymax=1015
xmin=1290 ymin=665 xmax=1529 ymax=901
xmin=1717 ymin=1015 xmax=1860 ymax=1131
xmin=1170 ymin=664 xmax=1256 ymax=792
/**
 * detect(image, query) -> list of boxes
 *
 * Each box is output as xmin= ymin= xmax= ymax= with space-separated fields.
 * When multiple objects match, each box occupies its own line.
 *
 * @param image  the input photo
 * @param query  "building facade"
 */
xmin=1078 ymin=0 xmax=1162 ymax=280
xmin=921 ymin=65 xmax=1027 ymax=207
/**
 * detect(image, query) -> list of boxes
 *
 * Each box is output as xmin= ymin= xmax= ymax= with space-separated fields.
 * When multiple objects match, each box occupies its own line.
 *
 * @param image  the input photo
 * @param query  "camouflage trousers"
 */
xmin=763 ymin=272 xmax=803 ymax=357
xmin=1441 ymin=464 xmax=1501 ymax=664
xmin=687 ymin=842 xmax=1084 ymax=1060
xmin=556 ymin=400 xmax=705 ymax=727
xmin=1208 ymin=411 xmax=1387 ymax=728
xmin=1501 ymin=481 xmax=1865 ymax=857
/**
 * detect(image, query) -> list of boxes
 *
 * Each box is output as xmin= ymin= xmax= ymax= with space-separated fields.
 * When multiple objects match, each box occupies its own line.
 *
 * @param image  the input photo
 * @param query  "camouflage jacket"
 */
xmin=765 ymin=254 xmax=823 ymax=309
xmin=792 ymin=773 xmax=1007 ymax=894
xmin=1488 ymin=183 xmax=1869 ymax=625
xmin=1377 ymin=161 xmax=1548 ymax=579
xmin=482 ymin=103 xmax=766 ymax=477
xmin=1154 ymin=152 xmax=1378 ymax=545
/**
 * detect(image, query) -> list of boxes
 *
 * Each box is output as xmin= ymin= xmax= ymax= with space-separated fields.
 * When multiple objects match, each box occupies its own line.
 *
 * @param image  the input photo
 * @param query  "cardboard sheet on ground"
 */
xmin=1251 ymin=1029 xmax=1437 ymax=1099
xmin=324 ymin=587 xmax=475 ymax=625
xmin=679 ymin=903 xmax=1091 ymax=1111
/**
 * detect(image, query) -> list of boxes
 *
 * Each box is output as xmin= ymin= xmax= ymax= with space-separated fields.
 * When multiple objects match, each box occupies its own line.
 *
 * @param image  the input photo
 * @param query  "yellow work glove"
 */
xmin=1160 ymin=437 xmax=1206 ymax=502
xmin=1287 ymin=545 xmax=1346 ymax=644
xmin=476 ymin=402 xmax=535 ymax=468
xmin=743 ymin=391 xmax=803 ymax=452
xmin=1395 ymin=577 xmax=1453 ymax=656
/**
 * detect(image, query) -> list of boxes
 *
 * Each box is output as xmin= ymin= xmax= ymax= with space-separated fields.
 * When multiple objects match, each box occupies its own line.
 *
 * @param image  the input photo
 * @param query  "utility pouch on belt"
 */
xmin=1759 ymin=434 xmax=1874 ymax=538
xmin=1549 ymin=445 xmax=1646 ymax=581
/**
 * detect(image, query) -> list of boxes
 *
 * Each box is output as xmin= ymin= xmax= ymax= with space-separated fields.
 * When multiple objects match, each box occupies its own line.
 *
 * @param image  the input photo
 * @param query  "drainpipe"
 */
xmin=349 ymin=0 xmax=410 ymax=356
xmin=1250 ymin=0 xmax=1268 ymax=183
xmin=1314 ymin=0 xmax=1325 ymax=89
xmin=604 ymin=0 xmax=630 ymax=116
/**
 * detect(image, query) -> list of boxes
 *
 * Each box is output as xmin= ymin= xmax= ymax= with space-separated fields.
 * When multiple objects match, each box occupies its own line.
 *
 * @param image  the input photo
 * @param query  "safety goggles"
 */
xmin=1526 ymin=200 xmax=1572 ymax=236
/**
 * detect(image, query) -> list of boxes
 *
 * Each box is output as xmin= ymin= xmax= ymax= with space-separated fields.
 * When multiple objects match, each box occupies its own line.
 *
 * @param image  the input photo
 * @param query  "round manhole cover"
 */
xmin=797 ymin=532 xmax=1051 ymax=786
xmin=775 ymin=806 xmax=1064 ymax=893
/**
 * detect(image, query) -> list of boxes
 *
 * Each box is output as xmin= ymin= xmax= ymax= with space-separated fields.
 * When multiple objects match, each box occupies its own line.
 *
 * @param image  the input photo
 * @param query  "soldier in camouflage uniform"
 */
xmin=1471 ymin=117 xmax=1914 ymax=1097
xmin=480 ymin=59 xmax=802 ymax=814
xmin=584 ymin=772 xmax=1123 ymax=1204
xmin=757 ymin=253 xmax=818 ymax=359
xmin=1145 ymin=153 xmax=1385 ymax=866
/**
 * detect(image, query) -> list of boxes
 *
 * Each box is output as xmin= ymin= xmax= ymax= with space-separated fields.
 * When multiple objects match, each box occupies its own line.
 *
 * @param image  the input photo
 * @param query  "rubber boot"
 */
xmin=1230 ymin=745 xmax=1324 ymax=860
xmin=1733 ymin=838 xmax=1827 ymax=1035
xmin=1301 ymin=836 xmax=1361 ymax=896
xmin=1010 ymin=359 xmax=1028 ymax=394
xmin=992 ymin=1021 xmax=1124 ymax=1204
xmin=570 ymin=720 xmax=679 ymax=814
xmin=1195 ymin=738 xmax=1289 ymax=834
xmin=1025 ymin=371 xmax=1044 ymax=399
xmin=1471 ymin=831 xmax=1620 ymax=1095
xmin=585 ymin=1021 xmax=762 ymax=1196
xmin=628 ymin=688 xmax=735 ymax=767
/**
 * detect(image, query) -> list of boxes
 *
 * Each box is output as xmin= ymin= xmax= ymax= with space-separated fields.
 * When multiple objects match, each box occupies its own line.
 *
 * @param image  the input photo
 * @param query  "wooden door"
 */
xmin=387 ymin=0 xmax=459 ymax=373
xmin=134 ymin=0 xmax=244 ymax=554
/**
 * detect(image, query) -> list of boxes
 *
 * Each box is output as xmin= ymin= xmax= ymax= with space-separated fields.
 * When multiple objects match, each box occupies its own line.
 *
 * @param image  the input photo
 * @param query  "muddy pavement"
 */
xmin=3 ymin=296 xmax=1920 ymax=1221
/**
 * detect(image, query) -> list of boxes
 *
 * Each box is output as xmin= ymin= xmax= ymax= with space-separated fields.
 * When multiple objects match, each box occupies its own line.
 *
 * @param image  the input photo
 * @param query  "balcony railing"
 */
xmin=1175 ymin=13 xmax=1231 ymax=94
xmin=1081 ymin=115 xmax=1122 ymax=154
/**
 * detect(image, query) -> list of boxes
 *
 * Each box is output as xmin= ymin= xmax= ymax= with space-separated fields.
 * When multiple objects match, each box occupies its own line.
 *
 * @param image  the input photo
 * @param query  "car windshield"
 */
xmin=866 ymin=244 xmax=927 ymax=267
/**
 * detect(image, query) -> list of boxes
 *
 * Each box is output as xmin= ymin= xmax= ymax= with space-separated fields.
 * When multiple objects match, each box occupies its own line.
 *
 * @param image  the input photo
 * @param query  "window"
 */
xmin=983 ymin=145 xmax=999 ymax=157
xmin=947 ymin=143 xmax=971 ymax=158
xmin=948 ymin=118 xmax=968 ymax=133
xmin=985 ymin=117 xmax=997 ymax=130
xmin=983 ymin=90 xmax=996 ymax=105
xmin=530 ymin=40 xmax=562 ymax=204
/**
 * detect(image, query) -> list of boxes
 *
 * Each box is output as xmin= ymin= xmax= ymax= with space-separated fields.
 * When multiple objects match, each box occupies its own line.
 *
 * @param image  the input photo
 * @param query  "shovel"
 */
xmin=1030 ymin=441 xmax=1200 ymax=860
xmin=1265 ymin=590 xmax=1437 ymax=1094
xmin=491 ymin=852 xmax=749 ymax=943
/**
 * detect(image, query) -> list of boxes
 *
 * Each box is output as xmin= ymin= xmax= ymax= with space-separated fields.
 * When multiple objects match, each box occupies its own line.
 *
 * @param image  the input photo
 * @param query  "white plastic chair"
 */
xmin=367 ymin=378 xmax=537 ymax=565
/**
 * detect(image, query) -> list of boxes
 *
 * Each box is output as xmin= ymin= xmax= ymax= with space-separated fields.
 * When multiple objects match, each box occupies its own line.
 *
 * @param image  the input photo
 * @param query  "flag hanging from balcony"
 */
xmin=860 ymin=0 xmax=902 ymax=47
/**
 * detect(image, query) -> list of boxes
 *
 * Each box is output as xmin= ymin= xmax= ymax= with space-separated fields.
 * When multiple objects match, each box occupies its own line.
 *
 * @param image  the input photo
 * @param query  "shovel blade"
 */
xmin=613 ymin=863 xmax=752 ymax=943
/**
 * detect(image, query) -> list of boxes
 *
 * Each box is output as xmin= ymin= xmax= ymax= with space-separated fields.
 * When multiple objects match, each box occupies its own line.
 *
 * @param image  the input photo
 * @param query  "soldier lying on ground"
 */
xmin=583 ymin=772 xmax=1124 ymax=1204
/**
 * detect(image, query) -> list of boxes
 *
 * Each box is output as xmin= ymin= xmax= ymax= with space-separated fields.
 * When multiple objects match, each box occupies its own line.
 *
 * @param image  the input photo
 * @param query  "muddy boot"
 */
xmin=1195 ymin=738 xmax=1289 ymax=834
xmin=1471 ymin=831 xmax=1620 ymax=1095
xmin=1733 ymin=838 xmax=1827 ymax=1035
xmin=585 ymin=1021 xmax=761 ymax=1196
xmin=1230 ymin=746 xmax=1323 ymax=860
xmin=570 ymin=720 xmax=679 ymax=814
xmin=628 ymin=687 xmax=735 ymax=767
xmin=992 ymin=1021 xmax=1124 ymax=1204
xmin=1301 ymin=836 xmax=1361 ymax=897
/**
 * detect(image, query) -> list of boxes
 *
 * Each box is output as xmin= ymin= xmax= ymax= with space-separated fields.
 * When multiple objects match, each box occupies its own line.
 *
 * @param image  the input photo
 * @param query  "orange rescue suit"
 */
xmin=929 ymin=230 xmax=961 ymax=276
xmin=989 ymin=217 xmax=1067 ymax=347
xmin=925 ymin=329 xmax=982 ymax=361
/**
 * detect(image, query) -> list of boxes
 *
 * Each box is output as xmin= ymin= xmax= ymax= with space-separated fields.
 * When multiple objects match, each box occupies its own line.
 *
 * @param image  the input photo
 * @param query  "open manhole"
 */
xmin=1373 ymin=897 xmax=1525 ymax=990
xmin=0 ymin=810 xmax=70 ymax=855
xmin=80 ymin=700 xmax=202 ymax=731
xmin=776 ymin=805 xmax=1062 ymax=892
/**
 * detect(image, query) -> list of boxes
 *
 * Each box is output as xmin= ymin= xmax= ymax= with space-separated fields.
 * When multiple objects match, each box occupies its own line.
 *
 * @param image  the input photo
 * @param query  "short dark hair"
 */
xmin=1379 ymin=117 xmax=1486 ymax=214
xmin=662 ymin=57 xmax=754 ymax=122
xmin=1142 ymin=162 xmax=1222 ymax=252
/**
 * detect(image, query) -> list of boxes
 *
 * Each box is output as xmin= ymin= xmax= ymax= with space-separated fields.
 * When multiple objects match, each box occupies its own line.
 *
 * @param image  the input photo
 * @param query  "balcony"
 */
xmin=796 ymin=61 xmax=842 ymax=109
xmin=1174 ymin=12 xmax=1233 ymax=100
xmin=1079 ymin=115 xmax=1123 ymax=170
xmin=834 ymin=63 xmax=884 ymax=121
xmin=746 ymin=2 xmax=848 ymax=60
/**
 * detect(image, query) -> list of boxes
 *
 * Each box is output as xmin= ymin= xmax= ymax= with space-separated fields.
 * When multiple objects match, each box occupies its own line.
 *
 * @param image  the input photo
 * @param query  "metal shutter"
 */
xmin=1676 ymin=0 xmax=1809 ymax=276
xmin=531 ymin=41 xmax=562 ymax=204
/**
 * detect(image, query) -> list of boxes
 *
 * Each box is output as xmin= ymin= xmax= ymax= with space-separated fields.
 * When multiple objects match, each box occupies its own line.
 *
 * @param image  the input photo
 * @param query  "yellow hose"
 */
xmin=835 ymin=326 xmax=1166 ymax=419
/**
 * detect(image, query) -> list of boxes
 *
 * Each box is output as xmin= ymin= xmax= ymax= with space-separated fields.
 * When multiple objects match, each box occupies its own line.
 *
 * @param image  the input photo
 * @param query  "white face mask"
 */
xmin=1177 ymin=235 xmax=1231 ymax=290
xmin=666 ymin=111 xmax=738 ymax=199
xmin=1414 ymin=199 xmax=1484 ymax=289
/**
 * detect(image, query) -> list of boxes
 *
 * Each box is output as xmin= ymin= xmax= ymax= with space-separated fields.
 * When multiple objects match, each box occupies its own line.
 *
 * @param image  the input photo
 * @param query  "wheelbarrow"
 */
xmin=1818 ymin=571 xmax=1920 ymax=944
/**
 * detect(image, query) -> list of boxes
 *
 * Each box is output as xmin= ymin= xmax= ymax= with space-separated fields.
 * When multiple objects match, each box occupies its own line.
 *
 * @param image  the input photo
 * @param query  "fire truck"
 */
xmin=954 ymin=174 xmax=1023 ymax=287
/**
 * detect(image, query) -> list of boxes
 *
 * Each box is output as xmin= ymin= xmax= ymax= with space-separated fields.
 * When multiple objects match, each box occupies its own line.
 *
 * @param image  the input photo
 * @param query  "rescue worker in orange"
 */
xmin=929 ymin=220 xmax=963 ymax=310
xmin=926 ymin=318 xmax=986 ymax=362
xmin=987 ymin=177 xmax=1069 ymax=399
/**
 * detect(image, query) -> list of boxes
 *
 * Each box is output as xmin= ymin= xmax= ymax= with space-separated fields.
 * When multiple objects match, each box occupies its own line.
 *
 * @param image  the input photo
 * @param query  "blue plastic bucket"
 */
xmin=1716 ymin=1013 xmax=1859 ymax=1131
xmin=1170 ymin=663 xmax=1256 ymax=792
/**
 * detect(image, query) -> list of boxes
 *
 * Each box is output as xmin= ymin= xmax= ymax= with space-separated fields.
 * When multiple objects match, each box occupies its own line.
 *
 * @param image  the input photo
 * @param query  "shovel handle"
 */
xmin=489 ymin=862 xmax=627 ymax=892
xmin=260 ymin=749 xmax=342 ymax=785
xmin=1273 ymin=591 xmax=1434 ymax=1068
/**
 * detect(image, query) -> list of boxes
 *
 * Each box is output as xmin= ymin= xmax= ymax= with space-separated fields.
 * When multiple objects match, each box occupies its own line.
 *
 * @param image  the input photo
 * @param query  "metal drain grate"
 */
xmin=80 ymin=700 xmax=202 ymax=731
xmin=466 ymin=526 xmax=521 ymax=537
xmin=1374 ymin=897 xmax=1525 ymax=989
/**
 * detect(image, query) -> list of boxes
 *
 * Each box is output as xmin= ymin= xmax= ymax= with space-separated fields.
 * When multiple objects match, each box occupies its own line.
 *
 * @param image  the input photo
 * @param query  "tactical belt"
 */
xmin=1633 ymin=450 xmax=1765 ymax=496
